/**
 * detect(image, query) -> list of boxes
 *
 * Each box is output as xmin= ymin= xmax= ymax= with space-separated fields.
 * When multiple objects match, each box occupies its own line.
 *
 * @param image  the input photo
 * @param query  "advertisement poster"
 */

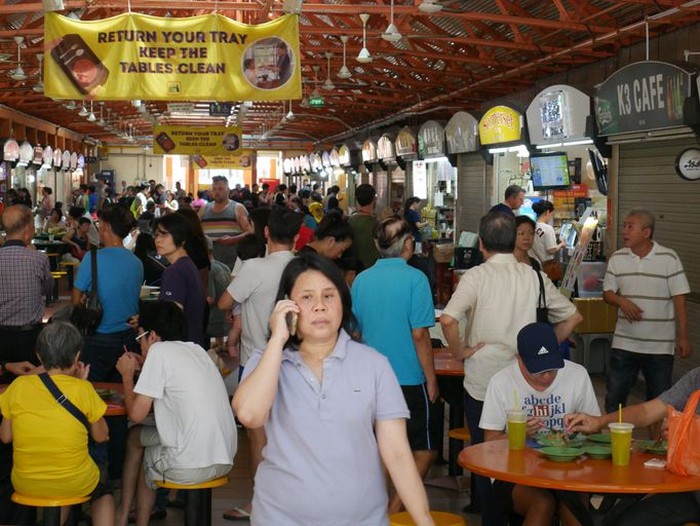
xmin=44 ymin=12 xmax=301 ymax=101
xmin=153 ymin=125 xmax=242 ymax=155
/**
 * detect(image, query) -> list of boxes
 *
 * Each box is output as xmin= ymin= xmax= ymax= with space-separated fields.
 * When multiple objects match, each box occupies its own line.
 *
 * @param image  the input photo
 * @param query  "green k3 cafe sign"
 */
xmin=595 ymin=61 xmax=695 ymax=136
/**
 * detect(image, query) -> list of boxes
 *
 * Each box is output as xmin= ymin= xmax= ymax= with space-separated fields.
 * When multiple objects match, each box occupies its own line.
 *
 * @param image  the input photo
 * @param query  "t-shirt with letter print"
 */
xmin=480 ymin=360 xmax=600 ymax=436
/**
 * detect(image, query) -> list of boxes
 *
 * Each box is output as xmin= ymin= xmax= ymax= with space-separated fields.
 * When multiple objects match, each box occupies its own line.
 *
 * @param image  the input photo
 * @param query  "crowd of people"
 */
xmin=0 ymin=176 xmax=695 ymax=526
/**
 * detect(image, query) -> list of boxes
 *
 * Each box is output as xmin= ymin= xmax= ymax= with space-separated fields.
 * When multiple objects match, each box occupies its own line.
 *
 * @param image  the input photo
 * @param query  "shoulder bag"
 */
xmin=535 ymin=269 xmax=549 ymax=323
xmin=52 ymin=246 xmax=103 ymax=335
xmin=38 ymin=372 xmax=108 ymax=466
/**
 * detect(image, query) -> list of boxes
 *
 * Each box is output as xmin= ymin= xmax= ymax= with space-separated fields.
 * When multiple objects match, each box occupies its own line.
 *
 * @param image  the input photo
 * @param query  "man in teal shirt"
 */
xmin=351 ymin=216 xmax=438 ymax=514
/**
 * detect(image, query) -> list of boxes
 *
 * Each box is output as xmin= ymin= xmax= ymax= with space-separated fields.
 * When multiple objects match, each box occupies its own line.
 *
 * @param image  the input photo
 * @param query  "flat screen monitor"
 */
xmin=530 ymin=152 xmax=571 ymax=191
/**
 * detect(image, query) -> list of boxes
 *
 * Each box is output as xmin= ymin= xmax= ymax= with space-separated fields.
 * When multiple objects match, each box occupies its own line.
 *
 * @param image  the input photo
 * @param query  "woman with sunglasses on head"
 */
xmin=153 ymin=214 xmax=207 ymax=348
xmin=232 ymin=252 xmax=434 ymax=526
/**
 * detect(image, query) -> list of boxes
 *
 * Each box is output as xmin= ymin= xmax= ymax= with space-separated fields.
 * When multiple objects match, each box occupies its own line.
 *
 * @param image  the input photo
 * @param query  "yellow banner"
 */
xmin=44 ymin=12 xmax=301 ymax=101
xmin=153 ymin=125 xmax=242 ymax=155
xmin=192 ymin=151 xmax=254 ymax=169
xmin=478 ymin=106 xmax=522 ymax=145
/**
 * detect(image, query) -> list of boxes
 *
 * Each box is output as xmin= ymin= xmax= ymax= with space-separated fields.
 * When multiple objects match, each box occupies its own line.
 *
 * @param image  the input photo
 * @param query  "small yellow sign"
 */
xmin=191 ymin=151 xmax=254 ymax=169
xmin=153 ymin=125 xmax=242 ymax=156
xmin=478 ymin=106 xmax=522 ymax=145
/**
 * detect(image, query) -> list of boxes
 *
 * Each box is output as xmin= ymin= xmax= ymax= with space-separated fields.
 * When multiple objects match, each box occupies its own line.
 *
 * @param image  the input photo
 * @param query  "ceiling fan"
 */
xmin=8 ymin=36 xmax=29 ymax=81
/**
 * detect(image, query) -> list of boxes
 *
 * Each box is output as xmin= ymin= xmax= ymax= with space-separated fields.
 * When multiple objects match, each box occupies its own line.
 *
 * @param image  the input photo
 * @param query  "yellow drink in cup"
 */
xmin=507 ymin=410 xmax=527 ymax=450
xmin=609 ymin=423 xmax=634 ymax=466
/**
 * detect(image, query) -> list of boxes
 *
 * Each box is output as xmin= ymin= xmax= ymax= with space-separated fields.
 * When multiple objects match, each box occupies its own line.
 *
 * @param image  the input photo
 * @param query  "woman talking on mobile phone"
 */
xmin=232 ymin=252 xmax=435 ymax=526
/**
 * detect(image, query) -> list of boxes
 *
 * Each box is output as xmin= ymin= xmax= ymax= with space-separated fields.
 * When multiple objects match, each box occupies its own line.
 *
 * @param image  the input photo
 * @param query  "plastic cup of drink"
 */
xmin=48 ymin=234 xmax=55 ymax=242
xmin=507 ymin=410 xmax=528 ymax=450
xmin=609 ymin=423 xmax=634 ymax=466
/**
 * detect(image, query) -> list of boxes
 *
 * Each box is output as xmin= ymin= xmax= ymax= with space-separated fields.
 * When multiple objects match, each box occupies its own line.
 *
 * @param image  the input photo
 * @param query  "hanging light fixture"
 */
xmin=78 ymin=103 xmax=89 ymax=117
xmin=286 ymin=99 xmax=295 ymax=120
xmin=418 ymin=0 xmax=443 ymax=13
xmin=338 ymin=36 xmax=352 ymax=79
xmin=97 ymin=102 xmax=105 ymax=126
xmin=32 ymin=53 xmax=44 ymax=92
xmin=65 ymin=100 xmax=77 ymax=110
xmin=87 ymin=100 xmax=96 ymax=122
xmin=381 ymin=0 xmax=402 ymax=42
xmin=323 ymin=52 xmax=335 ymax=90
xmin=357 ymin=13 xmax=372 ymax=63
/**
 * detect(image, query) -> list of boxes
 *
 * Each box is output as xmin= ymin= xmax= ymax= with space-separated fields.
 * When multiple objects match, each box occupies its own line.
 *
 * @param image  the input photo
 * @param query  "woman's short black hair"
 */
xmin=314 ymin=211 xmax=352 ymax=242
xmin=139 ymin=301 xmax=188 ymax=342
xmin=153 ymin=213 xmax=191 ymax=248
xmin=404 ymin=196 xmax=421 ymax=212
xmin=275 ymin=252 xmax=361 ymax=349
xmin=37 ymin=321 xmax=83 ymax=370
xmin=515 ymin=215 xmax=536 ymax=230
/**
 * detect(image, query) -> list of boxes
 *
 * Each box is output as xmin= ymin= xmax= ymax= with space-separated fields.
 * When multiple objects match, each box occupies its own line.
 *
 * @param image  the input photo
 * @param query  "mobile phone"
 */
xmin=50 ymin=34 xmax=109 ymax=95
xmin=286 ymin=311 xmax=297 ymax=336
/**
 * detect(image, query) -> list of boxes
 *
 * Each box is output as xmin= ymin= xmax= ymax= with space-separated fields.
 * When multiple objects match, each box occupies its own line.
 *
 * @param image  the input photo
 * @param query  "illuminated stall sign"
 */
xmin=361 ymin=138 xmax=378 ymax=163
xmin=418 ymin=120 xmax=445 ymax=158
xmin=395 ymin=126 xmax=417 ymax=159
xmin=478 ymin=105 xmax=523 ymax=145
xmin=338 ymin=145 xmax=351 ymax=166
xmin=321 ymin=151 xmax=331 ymax=168
xmin=330 ymin=147 xmax=340 ymax=167
xmin=527 ymin=85 xmax=590 ymax=146
xmin=445 ymin=111 xmax=478 ymax=154
xmin=377 ymin=134 xmax=396 ymax=161
xmin=595 ymin=61 xmax=694 ymax=136
xmin=283 ymin=158 xmax=293 ymax=174
xmin=3 ymin=139 xmax=19 ymax=162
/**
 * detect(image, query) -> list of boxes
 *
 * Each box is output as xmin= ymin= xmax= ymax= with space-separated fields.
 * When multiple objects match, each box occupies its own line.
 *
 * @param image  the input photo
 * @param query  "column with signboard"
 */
xmin=445 ymin=110 xmax=485 ymax=235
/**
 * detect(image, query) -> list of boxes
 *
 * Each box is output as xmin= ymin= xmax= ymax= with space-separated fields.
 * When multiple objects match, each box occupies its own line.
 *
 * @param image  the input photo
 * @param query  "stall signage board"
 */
xmin=32 ymin=146 xmax=44 ymax=165
xmin=330 ymin=148 xmax=340 ymax=167
xmin=526 ymin=85 xmax=591 ymax=145
xmin=594 ymin=61 xmax=692 ymax=136
xmin=152 ymin=125 xmax=242 ymax=155
xmin=338 ymin=145 xmax=351 ymax=166
xmin=445 ymin=111 xmax=478 ymax=154
xmin=362 ymin=139 xmax=377 ymax=163
xmin=675 ymin=148 xmax=700 ymax=180
xmin=3 ymin=139 xmax=19 ymax=162
xmin=478 ymin=106 xmax=522 ymax=145
xmin=418 ymin=120 xmax=445 ymax=158
xmin=44 ymin=12 xmax=301 ymax=102
xmin=395 ymin=126 xmax=417 ymax=158
xmin=377 ymin=135 xmax=395 ymax=161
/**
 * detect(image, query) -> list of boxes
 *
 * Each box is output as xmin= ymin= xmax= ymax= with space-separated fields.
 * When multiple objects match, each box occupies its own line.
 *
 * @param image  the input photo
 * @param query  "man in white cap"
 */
xmin=480 ymin=322 xmax=600 ymax=526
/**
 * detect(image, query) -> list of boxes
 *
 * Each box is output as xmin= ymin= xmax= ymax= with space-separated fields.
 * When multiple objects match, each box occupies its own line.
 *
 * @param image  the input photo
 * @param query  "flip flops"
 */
xmin=222 ymin=506 xmax=251 ymax=521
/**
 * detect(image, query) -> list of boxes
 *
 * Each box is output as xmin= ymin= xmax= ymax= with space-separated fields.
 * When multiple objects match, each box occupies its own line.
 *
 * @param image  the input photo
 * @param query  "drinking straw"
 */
xmin=618 ymin=403 xmax=622 ymax=423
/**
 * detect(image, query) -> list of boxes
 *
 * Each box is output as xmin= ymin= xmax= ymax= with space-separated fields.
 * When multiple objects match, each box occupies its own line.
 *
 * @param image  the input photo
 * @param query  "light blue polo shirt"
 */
xmin=351 ymin=258 xmax=435 ymax=386
xmin=242 ymin=330 xmax=408 ymax=525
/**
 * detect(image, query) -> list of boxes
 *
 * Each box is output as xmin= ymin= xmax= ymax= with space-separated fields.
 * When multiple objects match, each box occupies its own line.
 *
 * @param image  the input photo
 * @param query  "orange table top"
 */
xmin=0 ymin=380 xmax=125 ymax=417
xmin=433 ymin=349 xmax=464 ymax=377
xmin=459 ymin=439 xmax=700 ymax=494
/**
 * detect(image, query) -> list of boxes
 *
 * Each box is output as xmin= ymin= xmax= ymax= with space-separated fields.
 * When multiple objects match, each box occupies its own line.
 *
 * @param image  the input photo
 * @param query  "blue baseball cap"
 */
xmin=517 ymin=323 xmax=564 ymax=374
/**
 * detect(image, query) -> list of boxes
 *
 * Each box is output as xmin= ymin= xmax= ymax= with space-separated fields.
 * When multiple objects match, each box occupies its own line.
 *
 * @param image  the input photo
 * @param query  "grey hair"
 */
xmin=626 ymin=207 xmax=655 ymax=238
xmin=374 ymin=217 xmax=412 ymax=259
xmin=36 ymin=321 xmax=83 ymax=370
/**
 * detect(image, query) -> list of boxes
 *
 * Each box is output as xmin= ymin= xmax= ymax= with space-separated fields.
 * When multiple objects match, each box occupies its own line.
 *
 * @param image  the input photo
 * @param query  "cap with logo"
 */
xmin=517 ymin=322 xmax=564 ymax=374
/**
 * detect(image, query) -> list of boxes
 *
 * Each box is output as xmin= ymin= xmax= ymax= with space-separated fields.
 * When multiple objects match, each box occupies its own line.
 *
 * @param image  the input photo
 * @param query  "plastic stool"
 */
xmin=390 ymin=510 xmax=467 ymax=525
xmin=60 ymin=260 xmax=80 ymax=289
xmin=11 ymin=493 xmax=90 ymax=526
xmin=155 ymin=476 xmax=228 ymax=526
xmin=448 ymin=427 xmax=471 ymax=442
xmin=570 ymin=332 xmax=613 ymax=373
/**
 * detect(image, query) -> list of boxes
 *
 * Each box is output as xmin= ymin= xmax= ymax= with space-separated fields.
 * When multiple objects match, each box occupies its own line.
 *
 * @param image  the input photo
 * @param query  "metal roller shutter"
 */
xmin=617 ymin=138 xmax=700 ymax=376
xmin=456 ymin=153 xmax=489 ymax=235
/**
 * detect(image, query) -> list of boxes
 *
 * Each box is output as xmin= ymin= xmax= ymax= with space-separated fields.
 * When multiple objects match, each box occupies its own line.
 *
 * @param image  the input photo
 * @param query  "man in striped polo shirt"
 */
xmin=199 ymin=175 xmax=252 ymax=269
xmin=603 ymin=207 xmax=691 ymax=419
